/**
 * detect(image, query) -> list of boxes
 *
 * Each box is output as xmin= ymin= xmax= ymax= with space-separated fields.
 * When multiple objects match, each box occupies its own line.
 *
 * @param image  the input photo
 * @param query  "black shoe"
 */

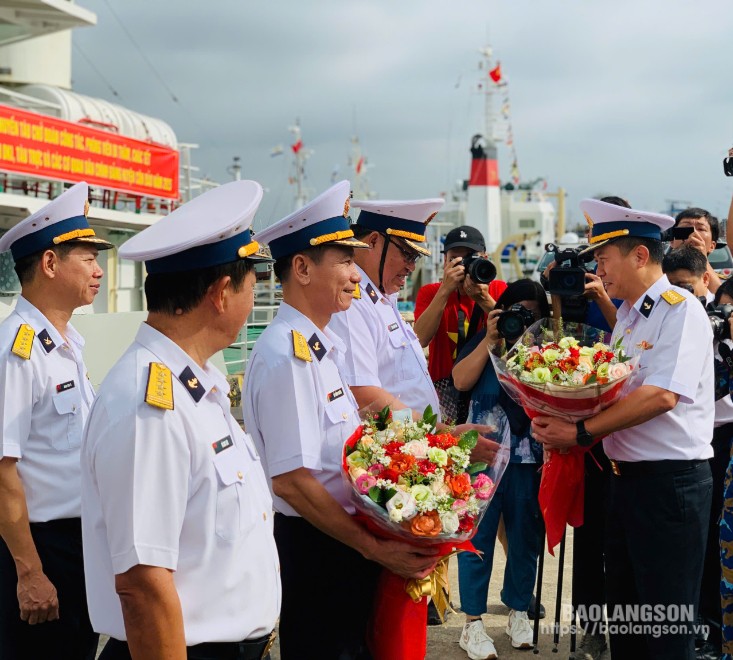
xmin=527 ymin=594 xmax=545 ymax=620
xmin=427 ymin=600 xmax=443 ymax=626
xmin=696 ymin=640 xmax=722 ymax=660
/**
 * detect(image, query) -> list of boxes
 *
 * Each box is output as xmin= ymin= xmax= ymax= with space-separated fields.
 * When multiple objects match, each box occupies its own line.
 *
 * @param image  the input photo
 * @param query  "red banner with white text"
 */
xmin=0 ymin=104 xmax=179 ymax=199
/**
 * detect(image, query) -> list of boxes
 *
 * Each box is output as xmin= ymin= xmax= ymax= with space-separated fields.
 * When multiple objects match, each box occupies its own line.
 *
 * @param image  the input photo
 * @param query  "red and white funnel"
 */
xmin=466 ymin=134 xmax=502 ymax=252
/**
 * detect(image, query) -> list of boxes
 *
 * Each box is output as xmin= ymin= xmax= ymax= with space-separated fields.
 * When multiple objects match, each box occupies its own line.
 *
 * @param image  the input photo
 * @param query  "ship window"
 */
xmin=518 ymin=219 xmax=535 ymax=229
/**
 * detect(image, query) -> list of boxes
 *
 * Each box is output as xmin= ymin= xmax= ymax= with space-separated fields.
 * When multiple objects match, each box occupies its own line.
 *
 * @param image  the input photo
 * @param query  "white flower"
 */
xmin=410 ymin=484 xmax=432 ymax=502
xmin=430 ymin=480 xmax=451 ymax=497
xmin=439 ymin=511 xmax=460 ymax=534
xmin=427 ymin=447 xmax=448 ymax=466
xmin=570 ymin=370 xmax=586 ymax=385
xmin=402 ymin=440 xmax=428 ymax=459
xmin=608 ymin=362 xmax=630 ymax=380
xmin=387 ymin=490 xmax=418 ymax=520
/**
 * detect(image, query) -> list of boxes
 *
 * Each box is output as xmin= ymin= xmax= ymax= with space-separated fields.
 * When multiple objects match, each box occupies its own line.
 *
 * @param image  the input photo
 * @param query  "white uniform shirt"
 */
xmin=328 ymin=265 xmax=441 ymax=419
xmin=0 ymin=296 xmax=94 ymax=522
xmin=604 ymin=275 xmax=714 ymax=462
xmin=81 ymin=323 xmax=280 ymax=644
xmin=243 ymin=302 xmax=361 ymax=517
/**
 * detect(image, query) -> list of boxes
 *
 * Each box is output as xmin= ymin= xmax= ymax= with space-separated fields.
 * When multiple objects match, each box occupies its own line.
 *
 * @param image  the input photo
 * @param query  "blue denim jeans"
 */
xmin=458 ymin=462 xmax=543 ymax=615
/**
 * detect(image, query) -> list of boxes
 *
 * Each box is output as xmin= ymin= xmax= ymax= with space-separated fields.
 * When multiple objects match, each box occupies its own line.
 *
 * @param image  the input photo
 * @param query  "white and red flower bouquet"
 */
xmin=490 ymin=318 xmax=639 ymax=552
xmin=342 ymin=405 xmax=506 ymax=660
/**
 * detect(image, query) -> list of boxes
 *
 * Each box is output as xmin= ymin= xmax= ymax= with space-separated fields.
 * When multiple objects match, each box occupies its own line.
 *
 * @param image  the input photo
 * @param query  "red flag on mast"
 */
xmin=489 ymin=63 xmax=502 ymax=83
xmin=291 ymin=140 xmax=303 ymax=154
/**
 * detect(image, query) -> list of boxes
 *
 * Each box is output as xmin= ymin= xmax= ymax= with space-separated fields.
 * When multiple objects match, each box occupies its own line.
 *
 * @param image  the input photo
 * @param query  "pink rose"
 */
xmin=452 ymin=499 xmax=468 ymax=515
xmin=356 ymin=474 xmax=377 ymax=494
xmin=608 ymin=362 xmax=630 ymax=380
xmin=368 ymin=464 xmax=384 ymax=477
xmin=473 ymin=473 xmax=495 ymax=500
xmin=402 ymin=440 xmax=428 ymax=460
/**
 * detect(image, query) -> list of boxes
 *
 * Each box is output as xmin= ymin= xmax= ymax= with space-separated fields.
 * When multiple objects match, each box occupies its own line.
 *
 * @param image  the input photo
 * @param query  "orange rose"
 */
xmin=409 ymin=510 xmax=442 ymax=537
xmin=390 ymin=454 xmax=416 ymax=475
xmin=446 ymin=473 xmax=472 ymax=499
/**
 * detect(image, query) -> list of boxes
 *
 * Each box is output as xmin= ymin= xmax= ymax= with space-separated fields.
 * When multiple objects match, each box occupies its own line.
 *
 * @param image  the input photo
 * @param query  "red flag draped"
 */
xmin=489 ymin=63 xmax=502 ymax=83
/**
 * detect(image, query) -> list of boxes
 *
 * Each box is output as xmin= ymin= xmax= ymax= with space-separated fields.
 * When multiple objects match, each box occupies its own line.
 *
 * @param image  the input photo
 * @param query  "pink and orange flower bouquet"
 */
xmin=342 ymin=405 xmax=507 ymax=660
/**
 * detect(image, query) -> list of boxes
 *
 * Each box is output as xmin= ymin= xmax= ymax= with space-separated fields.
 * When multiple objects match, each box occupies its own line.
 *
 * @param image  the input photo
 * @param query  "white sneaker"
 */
xmin=506 ymin=609 xmax=533 ymax=649
xmin=459 ymin=619 xmax=498 ymax=660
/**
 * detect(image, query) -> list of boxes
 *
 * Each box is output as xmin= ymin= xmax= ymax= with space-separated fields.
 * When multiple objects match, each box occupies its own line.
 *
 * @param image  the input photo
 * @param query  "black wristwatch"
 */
xmin=576 ymin=420 xmax=594 ymax=447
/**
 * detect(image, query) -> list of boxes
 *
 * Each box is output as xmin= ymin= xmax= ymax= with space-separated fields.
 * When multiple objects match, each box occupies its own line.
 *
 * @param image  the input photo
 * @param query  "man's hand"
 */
xmin=17 ymin=569 xmax=58 ymax=624
xmin=583 ymin=272 xmax=609 ymax=301
xmin=464 ymin=275 xmax=496 ymax=312
xmin=440 ymin=256 xmax=466 ymax=294
xmin=684 ymin=229 xmax=710 ymax=257
xmin=530 ymin=416 xmax=577 ymax=451
xmin=367 ymin=538 xmax=440 ymax=579
xmin=470 ymin=436 xmax=501 ymax=465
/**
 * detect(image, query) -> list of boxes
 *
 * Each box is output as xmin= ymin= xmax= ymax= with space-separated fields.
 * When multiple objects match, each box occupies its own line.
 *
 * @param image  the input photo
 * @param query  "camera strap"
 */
xmin=455 ymin=300 xmax=484 ymax=359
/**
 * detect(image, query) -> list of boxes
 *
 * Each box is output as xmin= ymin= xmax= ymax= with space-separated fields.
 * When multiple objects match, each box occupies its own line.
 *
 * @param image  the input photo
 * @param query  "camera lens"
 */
xmin=497 ymin=312 xmax=525 ymax=341
xmin=466 ymin=257 xmax=496 ymax=284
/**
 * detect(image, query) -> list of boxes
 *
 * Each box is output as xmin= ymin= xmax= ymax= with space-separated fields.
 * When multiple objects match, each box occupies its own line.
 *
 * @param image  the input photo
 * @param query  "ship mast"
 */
xmin=288 ymin=119 xmax=312 ymax=211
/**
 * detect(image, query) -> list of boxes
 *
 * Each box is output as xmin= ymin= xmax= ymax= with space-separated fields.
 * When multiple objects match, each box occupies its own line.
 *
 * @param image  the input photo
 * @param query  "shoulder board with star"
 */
xmin=661 ymin=290 xmax=685 ymax=306
xmin=292 ymin=330 xmax=312 ymax=362
xmin=11 ymin=324 xmax=34 ymax=360
xmin=352 ymin=283 xmax=361 ymax=299
xmin=145 ymin=362 xmax=174 ymax=410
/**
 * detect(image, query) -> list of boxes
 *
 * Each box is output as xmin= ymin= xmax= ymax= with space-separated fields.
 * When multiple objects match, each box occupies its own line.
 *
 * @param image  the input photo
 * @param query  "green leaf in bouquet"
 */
xmin=421 ymin=405 xmax=439 ymax=429
xmin=585 ymin=373 xmax=597 ymax=385
xmin=458 ymin=430 xmax=479 ymax=451
xmin=374 ymin=406 xmax=392 ymax=431
xmin=368 ymin=486 xmax=383 ymax=504
xmin=344 ymin=443 xmax=356 ymax=457
xmin=385 ymin=488 xmax=397 ymax=501
xmin=467 ymin=462 xmax=488 ymax=475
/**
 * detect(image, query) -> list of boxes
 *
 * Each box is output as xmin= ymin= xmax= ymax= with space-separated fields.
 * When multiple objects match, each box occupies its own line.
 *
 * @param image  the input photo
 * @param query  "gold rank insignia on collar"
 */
xmin=292 ymin=330 xmax=312 ymax=362
xmin=352 ymin=283 xmax=361 ymax=299
xmin=11 ymin=324 xmax=34 ymax=360
xmin=38 ymin=329 xmax=56 ymax=353
xmin=145 ymin=362 xmax=174 ymax=410
xmin=179 ymin=366 xmax=205 ymax=403
xmin=308 ymin=333 xmax=327 ymax=362
xmin=661 ymin=289 xmax=685 ymax=306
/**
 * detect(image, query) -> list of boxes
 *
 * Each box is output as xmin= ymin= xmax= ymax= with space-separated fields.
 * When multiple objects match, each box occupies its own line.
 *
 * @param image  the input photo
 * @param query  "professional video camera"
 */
xmin=545 ymin=243 xmax=595 ymax=297
xmin=707 ymin=303 xmax=733 ymax=341
xmin=497 ymin=303 xmax=535 ymax=342
xmin=460 ymin=253 xmax=496 ymax=284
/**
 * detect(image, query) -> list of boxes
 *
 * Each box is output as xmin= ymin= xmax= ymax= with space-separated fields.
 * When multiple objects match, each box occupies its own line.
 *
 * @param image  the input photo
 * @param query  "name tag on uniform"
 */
xmin=56 ymin=380 xmax=75 ymax=393
xmin=327 ymin=388 xmax=345 ymax=402
xmin=212 ymin=435 xmax=233 ymax=454
xmin=387 ymin=322 xmax=399 ymax=332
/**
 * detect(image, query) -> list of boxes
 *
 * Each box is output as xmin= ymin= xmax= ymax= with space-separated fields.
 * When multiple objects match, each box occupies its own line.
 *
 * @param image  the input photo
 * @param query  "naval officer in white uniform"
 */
xmin=244 ymin=181 xmax=439 ymax=660
xmin=532 ymin=199 xmax=714 ymax=660
xmin=0 ymin=182 xmax=112 ymax=660
xmin=82 ymin=181 xmax=280 ymax=660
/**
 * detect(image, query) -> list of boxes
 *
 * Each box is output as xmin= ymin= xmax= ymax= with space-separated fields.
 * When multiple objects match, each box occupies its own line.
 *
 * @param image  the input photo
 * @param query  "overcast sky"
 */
xmin=71 ymin=0 xmax=733 ymax=231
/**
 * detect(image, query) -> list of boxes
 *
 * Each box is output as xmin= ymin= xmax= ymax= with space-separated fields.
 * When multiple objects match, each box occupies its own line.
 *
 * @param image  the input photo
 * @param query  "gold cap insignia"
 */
xmin=425 ymin=211 xmax=438 ymax=225
xmin=84 ymin=199 xmax=90 ymax=218
xmin=583 ymin=211 xmax=594 ymax=229
xmin=344 ymin=197 xmax=351 ymax=218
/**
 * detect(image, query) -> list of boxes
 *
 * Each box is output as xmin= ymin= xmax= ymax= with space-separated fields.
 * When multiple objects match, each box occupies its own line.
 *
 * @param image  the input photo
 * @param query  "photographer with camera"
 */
xmin=668 ymin=207 xmax=723 ymax=295
xmin=450 ymin=280 xmax=549 ymax=658
xmin=414 ymin=226 xmax=507 ymax=423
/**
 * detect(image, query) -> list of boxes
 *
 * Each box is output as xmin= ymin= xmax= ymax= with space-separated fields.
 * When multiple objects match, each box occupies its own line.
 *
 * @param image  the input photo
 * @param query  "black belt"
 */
xmin=105 ymin=631 xmax=275 ymax=660
xmin=608 ymin=458 xmax=707 ymax=477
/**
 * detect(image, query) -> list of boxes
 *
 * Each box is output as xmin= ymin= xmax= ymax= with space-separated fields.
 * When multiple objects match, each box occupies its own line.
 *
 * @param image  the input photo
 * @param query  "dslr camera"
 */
xmin=545 ymin=243 xmax=595 ymax=297
xmin=707 ymin=303 xmax=733 ymax=341
xmin=497 ymin=303 xmax=535 ymax=342
xmin=460 ymin=253 xmax=496 ymax=284
xmin=661 ymin=226 xmax=695 ymax=242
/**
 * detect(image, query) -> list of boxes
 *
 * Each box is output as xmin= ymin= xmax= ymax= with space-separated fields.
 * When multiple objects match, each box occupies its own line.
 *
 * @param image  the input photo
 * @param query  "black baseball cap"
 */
xmin=443 ymin=225 xmax=486 ymax=252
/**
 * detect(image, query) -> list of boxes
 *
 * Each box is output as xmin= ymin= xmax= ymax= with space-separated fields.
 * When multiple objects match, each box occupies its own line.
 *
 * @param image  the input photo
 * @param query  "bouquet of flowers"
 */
xmin=342 ymin=406 xmax=504 ymax=660
xmin=491 ymin=318 xmax=639 ymax=552
xmin=344 ymin=406 xmax=494 ymax=542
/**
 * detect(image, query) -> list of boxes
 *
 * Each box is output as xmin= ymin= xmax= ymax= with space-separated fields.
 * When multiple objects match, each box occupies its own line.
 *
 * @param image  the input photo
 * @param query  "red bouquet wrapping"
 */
xmin=342 ymin=406 xmax=509 ymax=660
xmin=490 ymin=319 xmax=638 ymax=553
